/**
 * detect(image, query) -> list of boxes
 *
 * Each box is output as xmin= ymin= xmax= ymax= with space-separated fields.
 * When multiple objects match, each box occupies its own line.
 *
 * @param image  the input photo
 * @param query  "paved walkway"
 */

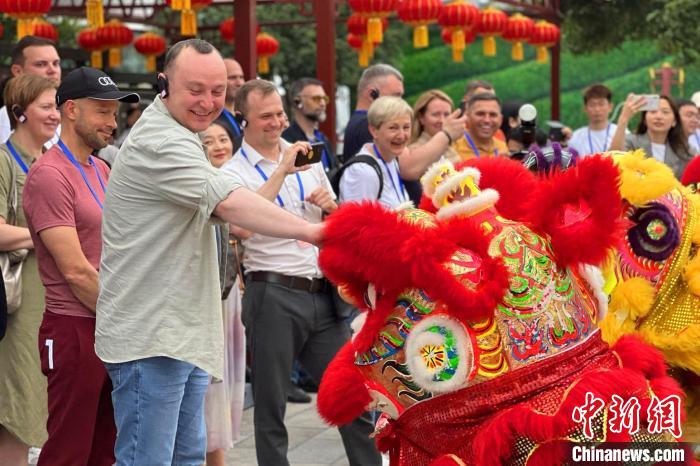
xmin=226 ymin=394 xmax=353 ymax=466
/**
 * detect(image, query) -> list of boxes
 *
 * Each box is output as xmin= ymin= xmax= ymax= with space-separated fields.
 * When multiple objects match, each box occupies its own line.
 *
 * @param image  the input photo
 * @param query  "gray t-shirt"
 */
xmin=95 ymin=96 xmax=242 ymax=379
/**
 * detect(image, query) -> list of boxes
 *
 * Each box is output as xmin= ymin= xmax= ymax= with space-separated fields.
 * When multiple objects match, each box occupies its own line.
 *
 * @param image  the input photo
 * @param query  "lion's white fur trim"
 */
xmin=436 ymin=188 xmax=499 ymax=220
xmin=578 ymin=264 xmax=608 ymax=322
xmin=405 ymin=315 xmax=472 ymax=394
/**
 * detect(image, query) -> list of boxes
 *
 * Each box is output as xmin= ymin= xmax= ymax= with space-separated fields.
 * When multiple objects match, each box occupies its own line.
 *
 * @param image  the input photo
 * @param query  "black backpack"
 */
xmin=329 ymin=155 xmax=384 ymax=200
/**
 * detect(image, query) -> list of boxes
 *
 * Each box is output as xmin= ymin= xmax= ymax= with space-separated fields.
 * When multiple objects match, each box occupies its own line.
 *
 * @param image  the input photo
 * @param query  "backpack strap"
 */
xmin=334 ymin=154 xmax=384 ymax=200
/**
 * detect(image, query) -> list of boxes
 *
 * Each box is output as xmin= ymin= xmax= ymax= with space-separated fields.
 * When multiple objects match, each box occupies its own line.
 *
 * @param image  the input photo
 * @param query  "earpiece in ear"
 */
xmin=156 ymin=74 xmax=170 ymax=99
xmin=296 ymin=99 xmax=303 ymax=110
xmin=370 ymin=88 xmax=380 ymax=100
xmin=11 ymin=105 xmax=26 ymax=123
xmin=234 ymin=111 xmax=248 ymax=129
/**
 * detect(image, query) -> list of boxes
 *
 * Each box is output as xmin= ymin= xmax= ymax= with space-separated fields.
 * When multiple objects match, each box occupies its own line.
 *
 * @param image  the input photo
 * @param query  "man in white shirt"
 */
xmin=567 ymin=84 xmax=617 ymax=157
xmin=221 ymin=79 xmax=381 ymax=466
xmin=0 ymin=36 xmax=61 ymax=144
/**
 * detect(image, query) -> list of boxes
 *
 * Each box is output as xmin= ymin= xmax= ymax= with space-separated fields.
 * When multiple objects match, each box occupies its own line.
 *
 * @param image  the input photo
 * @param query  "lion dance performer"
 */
xmin=316 ymin=154 xmax=688 ymax=465
xmin=599 ymin=150 xmax=700 ymax=449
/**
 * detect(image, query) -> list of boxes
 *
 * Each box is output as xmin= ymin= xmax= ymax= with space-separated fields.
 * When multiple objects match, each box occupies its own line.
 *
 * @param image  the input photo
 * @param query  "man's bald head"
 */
xmin=223 ymin=58 xmax=245 ymax=106
xmin=164 ymin=39 xmax=222 ymax=77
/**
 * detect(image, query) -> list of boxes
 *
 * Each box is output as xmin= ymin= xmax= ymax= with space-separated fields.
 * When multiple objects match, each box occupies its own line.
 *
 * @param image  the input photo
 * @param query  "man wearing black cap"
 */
xmin=23 ymin=66 xmax=139 ymax=466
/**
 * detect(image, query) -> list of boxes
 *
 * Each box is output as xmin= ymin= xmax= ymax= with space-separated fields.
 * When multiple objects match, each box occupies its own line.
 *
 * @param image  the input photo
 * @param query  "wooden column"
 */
xmin=550 ymin=42 xmax=560 ymax=121
xmin=315 ymin=0 xmax=337 ymax=148
xmin=234 ymin=0 xmax=257 ymax=80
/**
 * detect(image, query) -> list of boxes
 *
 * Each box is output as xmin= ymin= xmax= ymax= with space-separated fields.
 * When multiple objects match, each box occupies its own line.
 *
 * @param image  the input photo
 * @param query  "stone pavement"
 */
xmin=225 ymin=394 xmax=353 ymax=466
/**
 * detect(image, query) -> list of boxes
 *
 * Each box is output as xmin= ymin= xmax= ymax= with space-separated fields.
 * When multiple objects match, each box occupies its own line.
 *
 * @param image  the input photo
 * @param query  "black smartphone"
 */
xmin=458 ymin=100 xmax=467 ymax=117
xmin=295 ymin=142 xmax=325 ymax=167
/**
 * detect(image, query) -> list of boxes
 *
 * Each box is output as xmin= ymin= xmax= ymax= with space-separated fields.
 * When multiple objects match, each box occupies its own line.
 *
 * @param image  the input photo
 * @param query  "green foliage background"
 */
xmin=3 ymin=0 xmax=700 ymax=131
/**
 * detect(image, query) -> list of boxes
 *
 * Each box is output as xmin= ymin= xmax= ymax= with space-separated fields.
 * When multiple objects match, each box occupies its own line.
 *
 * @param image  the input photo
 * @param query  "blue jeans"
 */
xmin=104 ymin=357 xmax=209 ymax=466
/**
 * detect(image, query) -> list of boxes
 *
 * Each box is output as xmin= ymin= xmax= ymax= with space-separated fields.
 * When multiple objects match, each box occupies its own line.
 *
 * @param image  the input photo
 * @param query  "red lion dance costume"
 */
xmin=317 ymin=156 xmax=687 ymax=465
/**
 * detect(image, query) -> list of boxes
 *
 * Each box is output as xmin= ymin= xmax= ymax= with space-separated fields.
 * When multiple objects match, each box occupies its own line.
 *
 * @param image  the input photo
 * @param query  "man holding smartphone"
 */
xmin=221 ymin=79 xmax=381 ymax=466
xmin=282 ymin=78 xmax=339 ymax=177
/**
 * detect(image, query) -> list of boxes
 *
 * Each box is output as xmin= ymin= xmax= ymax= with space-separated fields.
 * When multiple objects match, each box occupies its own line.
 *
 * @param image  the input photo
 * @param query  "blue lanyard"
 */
xmin=222 ymin=109 xmax=242 ymax=138
xmin=373 ymin=144 xmax=405 ymax=202
xmin=587 ymin=124 xmax=611 ymax=154
xmin=463 ymin=132 xmax=498 ymax=158
xmin=311 ymin=129 xmax=330 ymax=169
xmin=57 ymin=140 xmax=107 ymax=210
xmin=694 ymin=132 xmax=700 ymax=151
xmin=5 ymin=141 xmax=29 ymax=174
xmin=240 ymin=147 xmax=305 ymax=208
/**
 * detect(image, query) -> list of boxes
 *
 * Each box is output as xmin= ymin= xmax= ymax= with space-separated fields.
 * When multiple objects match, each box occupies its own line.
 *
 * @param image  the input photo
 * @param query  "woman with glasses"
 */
xmin=610 ymin=94 xmax=697 ymax=177
xmin=0 ymin=75 xmax=59 ymax=465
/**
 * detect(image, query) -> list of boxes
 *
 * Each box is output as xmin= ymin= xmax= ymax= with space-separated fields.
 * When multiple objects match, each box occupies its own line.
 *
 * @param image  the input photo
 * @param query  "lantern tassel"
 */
xmin=368 ymin=17 xmax=383 ymax=44
xmin=258 ymin=56 xmax=270 ymax=74
xmin=535 ymin=46 xmax=549 ymax=63
xmin=109 ymin=48 xmax=121 ymax=68
xmin=86 ymin=0 xmax=95 ymax=26
xmin=512 ymin=41 xmax=524 ymax=61
xmin=452 ymin=47 xmax=464 ymax=63
xmin=413 ymin=25 xmax=429 ymax=48
xmin=91 ymin=51 xmax=103 ymax=69
xmin=361 ymin=37 xmax=374 ymax=60
xmin=358 ymin=50 xmax=369 ymax=68
xmin=16 ymin=19 xmax=28 ymax=40
xmin=181 ymin=10 xmax=197 ymax=36
xmin=171 ymin=0 xmax=183 ymax=10
xmin=96 ymin=1 xmax=104 ymax=26
xmin=452 ymin=29 xmax=465 ymax=51
xmin=483 ymin=35 xmax=497 ymax=57
xmin=146 ymin=55 xmax=156 ymax=73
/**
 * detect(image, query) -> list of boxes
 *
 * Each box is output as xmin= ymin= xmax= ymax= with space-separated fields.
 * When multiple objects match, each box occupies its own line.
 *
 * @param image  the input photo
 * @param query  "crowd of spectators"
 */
xmin=0 ymin=34 xmax=698 ymax=466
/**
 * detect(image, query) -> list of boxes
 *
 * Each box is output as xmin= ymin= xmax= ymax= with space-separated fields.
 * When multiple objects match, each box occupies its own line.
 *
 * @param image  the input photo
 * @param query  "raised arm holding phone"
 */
xmin=610 ymin=93 xmax=693 ymax=177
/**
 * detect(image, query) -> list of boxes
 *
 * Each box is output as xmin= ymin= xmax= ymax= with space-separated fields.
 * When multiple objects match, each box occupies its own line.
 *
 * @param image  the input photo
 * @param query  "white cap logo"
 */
xmin=98 ymin=76 xmax=116 ymax=87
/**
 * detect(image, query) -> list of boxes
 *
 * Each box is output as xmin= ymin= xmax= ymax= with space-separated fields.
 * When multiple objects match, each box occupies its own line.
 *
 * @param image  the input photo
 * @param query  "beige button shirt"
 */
xmin=221 ymin=139 xmax=332 ymax=279
xmin=95 ymin=97 xmax=242 ymax=379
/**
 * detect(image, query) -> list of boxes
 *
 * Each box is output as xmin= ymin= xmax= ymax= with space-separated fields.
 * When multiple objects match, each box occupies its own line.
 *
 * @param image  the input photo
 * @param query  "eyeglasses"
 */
xmin=301 ymin=95 xmax=330 ymax=104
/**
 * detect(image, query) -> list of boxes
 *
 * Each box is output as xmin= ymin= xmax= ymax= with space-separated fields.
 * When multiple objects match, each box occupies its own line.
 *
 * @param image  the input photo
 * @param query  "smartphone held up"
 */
xmin=294 ymin=142 xmax=326 ymax=167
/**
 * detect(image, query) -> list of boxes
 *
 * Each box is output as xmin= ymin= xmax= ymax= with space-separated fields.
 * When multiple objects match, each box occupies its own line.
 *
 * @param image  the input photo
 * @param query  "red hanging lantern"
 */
xmin=529 ymin=20 xmax=560 ymax=64
xmin=219 ymin=17 xmax=234 ymax=43
xmin=396 ymin=0 xmax=442 ymax=49
xmin=348 ymin=0 xmax=396 ymax=44
xmin=29 ymin=18 xmax=57 ymax=42
xmin=256 ymin=32 xmax=279 ymax=75
xmin=165 ymin=0 xmax=212 ymax=36
xmin=438 ymin=0 xmax=479 ymax=62
xmin=77 ymin=27 xmax=104 ymax=69
xmin=0 ymin=0 xmax=52 ymax=39
xmin=502 ymin=13 xmax=534 ymax=61
xmin=134 ymin=32 xmax=167 ymax=73
xmin=0 ymin=22 xmax=4 ymax=39
xmin=97 ymin=19 xmax=133 ymax=68
xmin=440 ymin=27 xmax=476 ymax=62
xmin=347 ymin=13 xmax=387 ymax=63
xmin=476 ymin=6 xmax=507 ymax=57
xmin=347 ymin=33 xmax=370 ymax=68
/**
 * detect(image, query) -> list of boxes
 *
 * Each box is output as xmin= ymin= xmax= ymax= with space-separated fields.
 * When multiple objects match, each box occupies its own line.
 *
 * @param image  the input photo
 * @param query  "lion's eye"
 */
xmin=364 ymin=283 xmax=377 ymax=310
xmin=627 ymin=202 xmax=680 ymax=262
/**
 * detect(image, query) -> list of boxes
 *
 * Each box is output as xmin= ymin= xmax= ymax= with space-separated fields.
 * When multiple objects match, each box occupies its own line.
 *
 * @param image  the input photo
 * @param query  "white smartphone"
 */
xmin=639 ymin=94 xmax=660 ymax=112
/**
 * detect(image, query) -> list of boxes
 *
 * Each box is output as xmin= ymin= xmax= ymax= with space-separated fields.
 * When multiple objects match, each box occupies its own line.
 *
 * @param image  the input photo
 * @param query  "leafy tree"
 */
xmin=561 ymin=0 xmax=700 ymax=68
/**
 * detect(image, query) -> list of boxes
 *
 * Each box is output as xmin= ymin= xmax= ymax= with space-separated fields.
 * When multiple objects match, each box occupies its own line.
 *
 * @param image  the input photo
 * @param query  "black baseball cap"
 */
xmin=56 ymin=67 xmax=140 ymax=107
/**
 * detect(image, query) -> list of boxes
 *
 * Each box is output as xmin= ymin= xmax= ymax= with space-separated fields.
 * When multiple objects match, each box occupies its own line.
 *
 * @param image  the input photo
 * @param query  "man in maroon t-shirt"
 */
xmin=23 ymin=67 xmax=139 ymax=466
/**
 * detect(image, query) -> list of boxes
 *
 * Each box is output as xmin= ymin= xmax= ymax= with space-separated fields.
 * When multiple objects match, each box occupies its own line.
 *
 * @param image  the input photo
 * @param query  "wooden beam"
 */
xmin=234 ymin=0 xmax=257 ymax=80
xmin=550 ymin=42 xmax=560 ymax=121
xmin=315 ymin=0 xmax=337 ymax=149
